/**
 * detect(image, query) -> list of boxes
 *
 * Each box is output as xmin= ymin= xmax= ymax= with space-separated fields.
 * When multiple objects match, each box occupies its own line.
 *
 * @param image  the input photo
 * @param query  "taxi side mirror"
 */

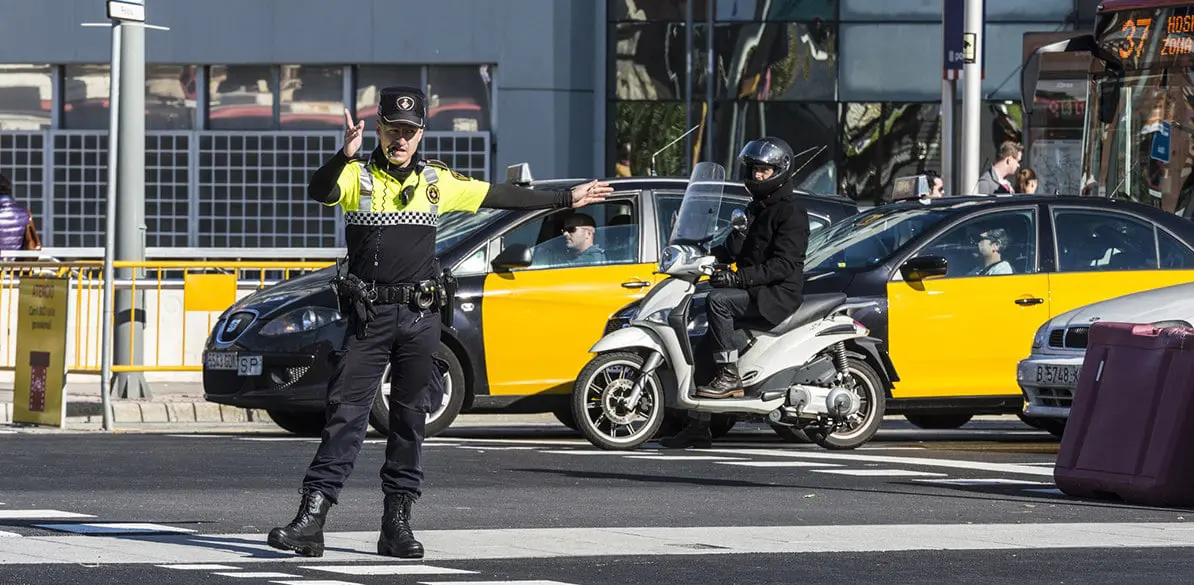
xmin=900 ymin=255 xmax=948 ymax=282
xmin=493 ymin=243 xmax=533 ymax=270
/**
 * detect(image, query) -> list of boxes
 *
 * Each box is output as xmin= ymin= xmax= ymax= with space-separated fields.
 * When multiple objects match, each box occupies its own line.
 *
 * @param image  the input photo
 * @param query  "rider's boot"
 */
xmin=695 ymin=363 xmax=744 ymax=399
xmin=377 ymin=492 xmax=424 ymax=559
xmin=267 ymin=488 xmax=332 ymax=557
xmin=659 ymin=417 xmax=713 ymax=449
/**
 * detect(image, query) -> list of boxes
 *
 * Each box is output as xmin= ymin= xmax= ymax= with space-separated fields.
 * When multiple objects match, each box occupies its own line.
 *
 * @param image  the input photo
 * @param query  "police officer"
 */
xmin=660 ymin=136 xmax=809 ymax=449
xmin=267 ymin=86 xmax=611 ymax=558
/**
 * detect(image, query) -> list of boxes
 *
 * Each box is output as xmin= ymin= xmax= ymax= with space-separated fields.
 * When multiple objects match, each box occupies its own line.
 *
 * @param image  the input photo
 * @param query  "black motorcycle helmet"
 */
xmin=737 ymin=137 xmax=794 ymax=198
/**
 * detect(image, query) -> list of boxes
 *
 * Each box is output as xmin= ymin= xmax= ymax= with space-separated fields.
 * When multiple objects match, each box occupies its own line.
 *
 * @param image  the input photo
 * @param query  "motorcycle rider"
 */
xmin=660 ymin=137 xmax=810 ymax=449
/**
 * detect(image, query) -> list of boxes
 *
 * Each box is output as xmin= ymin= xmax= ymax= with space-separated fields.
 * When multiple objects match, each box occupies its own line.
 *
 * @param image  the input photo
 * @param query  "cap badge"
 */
xmin=397 ymin=96 xmax=415 ymax=111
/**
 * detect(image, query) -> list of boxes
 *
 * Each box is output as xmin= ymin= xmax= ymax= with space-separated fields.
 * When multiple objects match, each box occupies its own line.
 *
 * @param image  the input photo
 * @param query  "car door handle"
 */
xmin=621 ymin=279 xmax=651 ymax=289
xmin=1015 ymin=297 xmax=1044 ymax=306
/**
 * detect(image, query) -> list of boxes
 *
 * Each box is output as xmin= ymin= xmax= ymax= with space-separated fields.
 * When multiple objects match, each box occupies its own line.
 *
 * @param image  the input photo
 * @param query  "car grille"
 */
xmin=1031 ymin=386 xmax=1074 ymax=407
xmin=217 ymin=311 xmax=257 ymax=343
xmin=1047 ymin=326 xmax=1089 ymax=349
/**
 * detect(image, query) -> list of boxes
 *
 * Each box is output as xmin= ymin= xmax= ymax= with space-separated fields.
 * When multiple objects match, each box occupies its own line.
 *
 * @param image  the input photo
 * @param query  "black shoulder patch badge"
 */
xmin=427 ymin=184 xmax=440 ymax=204
xmin=451 ymin=169 xmax=471 ymax=181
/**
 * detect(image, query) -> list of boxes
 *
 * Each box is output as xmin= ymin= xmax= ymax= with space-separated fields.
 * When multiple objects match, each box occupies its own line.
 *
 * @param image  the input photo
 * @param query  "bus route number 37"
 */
xmin=203 ymin=351 xmax=263 ymax=376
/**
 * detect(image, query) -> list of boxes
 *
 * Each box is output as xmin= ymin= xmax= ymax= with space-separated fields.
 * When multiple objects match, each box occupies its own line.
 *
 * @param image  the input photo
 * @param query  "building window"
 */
xmin=610 ymin=0 xmax=837 ymax=22
xmin=838 ymin=101 xmax=940 ymax=203
xmin=426 ymin=65 xmax=493 ymax=132
xmin=612 ymin=22 xmax=702 ymax=100
xmin=279 ymin=65 xmax=344 ymax=130
xmin=62 ymin=64 xmax=111 ymax=130
xmin=207 ymin=65 xmax=275 ymax=130
xmin=712 ymin=21 xmax=836 ymax=101
xmin=611 ymin=101 xmax=689 ymax=176
xmin=0 ymin=64 xmax=53 ymax=130
xmin=147 ymin=65 xmax=198 ymax=130
xmin=356 ymin=65 xmax=421 ymax=130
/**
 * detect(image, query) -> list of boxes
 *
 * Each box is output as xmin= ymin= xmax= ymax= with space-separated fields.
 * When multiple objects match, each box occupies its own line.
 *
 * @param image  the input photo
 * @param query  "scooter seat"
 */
xmin=737 ymin=293 xmax=847 ymax=336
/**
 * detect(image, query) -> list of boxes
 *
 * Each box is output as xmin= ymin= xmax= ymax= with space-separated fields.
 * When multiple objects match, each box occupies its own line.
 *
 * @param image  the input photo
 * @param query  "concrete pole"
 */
xmin=960 ymin=0 xmax=983 ymax=194
xmin=704 ymin=0 xmax=714 ymax=162
xmin=112 ymin=19 xmax=151 ymax=399
xmin=684 ymin=0 xmax=694 ymax=174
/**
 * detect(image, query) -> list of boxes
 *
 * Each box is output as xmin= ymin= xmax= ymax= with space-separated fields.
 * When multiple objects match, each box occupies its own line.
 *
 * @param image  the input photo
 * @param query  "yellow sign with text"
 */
xmin=13 ymin=276 xmax=70 ymax=427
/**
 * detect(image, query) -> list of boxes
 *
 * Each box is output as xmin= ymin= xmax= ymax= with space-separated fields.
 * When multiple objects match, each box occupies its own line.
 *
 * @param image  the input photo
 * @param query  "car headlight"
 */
xmin=1031 ymin=321 xmax=1050 ymax=350
xmin=259 ymin=307 xmax=342 ymax=337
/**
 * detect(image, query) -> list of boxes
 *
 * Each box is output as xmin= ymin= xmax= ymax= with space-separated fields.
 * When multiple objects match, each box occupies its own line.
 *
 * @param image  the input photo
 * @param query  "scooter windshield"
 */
xmin=667 ymin=161 xmax=727 ymax=246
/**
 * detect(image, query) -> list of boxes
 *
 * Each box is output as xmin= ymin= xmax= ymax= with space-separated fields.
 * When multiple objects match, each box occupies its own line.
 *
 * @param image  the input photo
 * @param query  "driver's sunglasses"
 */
xmin=562 ymin=226 xmax=579 ymax=234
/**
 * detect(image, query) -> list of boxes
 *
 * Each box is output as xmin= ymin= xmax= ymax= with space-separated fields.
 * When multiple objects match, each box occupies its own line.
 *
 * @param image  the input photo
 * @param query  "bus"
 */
xmin=1023 ymin=0 xmax=1194 ymax=218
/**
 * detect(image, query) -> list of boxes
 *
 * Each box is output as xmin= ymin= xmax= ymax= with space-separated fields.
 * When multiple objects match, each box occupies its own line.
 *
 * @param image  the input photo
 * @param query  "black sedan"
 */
xmin=202 ymin=170 xmax=858 ymax=437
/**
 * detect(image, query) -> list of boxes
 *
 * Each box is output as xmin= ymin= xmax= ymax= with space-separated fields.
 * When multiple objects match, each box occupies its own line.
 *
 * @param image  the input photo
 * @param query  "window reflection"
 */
xmin=62 ymin=64 xmax=112 ymax=130
xmin=208 ymin=65 xmax=275 ymax=130
xmin=426 ymin=65 xmax=492 ymax=132
xmin=713 ymin=21 xmax=836 ymax=100
xmin=838 ymin=102 xmax=940 ymax=203
xmin=613 ymin=22 xmax=702 ymax=99
xmin=356 ymin=65 xmax=421 ymax=130
xmin=0 ymin=64 xmax=52 ymax=130
xmin=279 ymin=65 xmax=343 ymax=130
xmin=610 ymin=101 xmax=688 ymax=176
xmin=709 ymin=101 xmax=837 ymax=192
xmin=610 ymin=0 xmax=834 ymax=21
xmin=146 ymin=65 xmax=197 ymax=130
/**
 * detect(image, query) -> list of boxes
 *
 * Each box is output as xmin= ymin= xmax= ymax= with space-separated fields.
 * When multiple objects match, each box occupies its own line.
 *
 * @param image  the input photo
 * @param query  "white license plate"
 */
xmin=1035 ymin=363 xmax=1080 ymax=387
xmin=204 ymin=351 xmax=237 ymax=370
xmin=237 ymin=355 xmax=263 ymax=377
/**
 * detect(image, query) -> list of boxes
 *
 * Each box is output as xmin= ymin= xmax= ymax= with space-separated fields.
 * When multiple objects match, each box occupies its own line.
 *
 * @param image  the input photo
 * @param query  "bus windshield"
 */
xmin=1079 ymin=2 xmax=1194 ymax=217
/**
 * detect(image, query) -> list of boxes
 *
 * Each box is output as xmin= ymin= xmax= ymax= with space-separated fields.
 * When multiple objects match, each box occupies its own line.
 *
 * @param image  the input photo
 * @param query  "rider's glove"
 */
xmin=709 ymin=267 xmax=743 ymax=289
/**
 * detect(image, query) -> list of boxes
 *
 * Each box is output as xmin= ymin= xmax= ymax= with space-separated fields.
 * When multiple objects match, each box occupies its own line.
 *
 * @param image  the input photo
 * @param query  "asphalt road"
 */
xmin=2 ymin=418 xmax=1192 ymax=585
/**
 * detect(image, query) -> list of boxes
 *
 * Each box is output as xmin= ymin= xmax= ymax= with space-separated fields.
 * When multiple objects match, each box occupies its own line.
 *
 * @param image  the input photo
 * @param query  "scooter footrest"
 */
xmin=760 ymin=391 xmax=785 ymax=401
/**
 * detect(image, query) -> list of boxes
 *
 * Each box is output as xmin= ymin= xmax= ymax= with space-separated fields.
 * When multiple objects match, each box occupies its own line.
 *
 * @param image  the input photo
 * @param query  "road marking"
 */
xmin=453 ymin=446 xmax=543 ymax=451
xmin=699 ymin=448 xmax=1055 ymax=477
xmin=216 ymin=571 xmax=300 ymax=578
xmin=623 ymin=455 xmax=746 ymax=461
xmin=159 ymin=564 xmax=243 ymax=570
xmin=420 ymin=581 xmax=577 ymax=585
xmin=4 ymin=522 xmax=1194 ymax=564
xmin=539 ymin=450 xmax=650 ymax=456
xmin=0 ymin=531 xmax=20 ymax=538
xmin=812 ymin=469 xmax=948 ymax=477
xmin=916 ymin=478 xmax=1052 ymax=486
xmin=0 ymin=510 xmax=95 ymax=520
xmin=33 ymin=523 xmax=195 ymax=535
xmin=715 ymin=461 xmax=842 ymax=468
xmin=1024 ymin=487 xmax=1067 ymax=495
xmin=271 ymin=581 xmax=364 ymax=585
xmin=304 ymin=565 xmax=477 ymax=575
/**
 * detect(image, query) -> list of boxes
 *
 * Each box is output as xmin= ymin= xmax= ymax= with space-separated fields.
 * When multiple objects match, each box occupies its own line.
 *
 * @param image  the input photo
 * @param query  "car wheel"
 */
xmin=552 ymin=405 xmax=579 ymax=431
xmin=904 ymin=413 xmax=974 ymax=430
xmin=267 ymin=408 xmax=326 ymax=437
xmin=368 ymin=342 xmax=467 ymax=438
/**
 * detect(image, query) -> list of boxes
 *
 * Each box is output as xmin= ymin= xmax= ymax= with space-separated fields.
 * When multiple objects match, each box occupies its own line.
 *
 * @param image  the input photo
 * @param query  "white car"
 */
xmin=1017 ymin=282 xmax=1194 ymax=435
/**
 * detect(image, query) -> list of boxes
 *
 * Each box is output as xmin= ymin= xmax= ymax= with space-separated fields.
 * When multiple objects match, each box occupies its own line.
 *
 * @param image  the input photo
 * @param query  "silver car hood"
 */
xmin=1053 ymin=281 xmax=1194 ymax=328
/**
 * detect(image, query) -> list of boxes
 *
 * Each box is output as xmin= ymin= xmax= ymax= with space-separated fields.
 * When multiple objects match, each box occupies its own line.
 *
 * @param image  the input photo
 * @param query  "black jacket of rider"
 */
xmin=712 ymin=187 xmax=810 ymax=326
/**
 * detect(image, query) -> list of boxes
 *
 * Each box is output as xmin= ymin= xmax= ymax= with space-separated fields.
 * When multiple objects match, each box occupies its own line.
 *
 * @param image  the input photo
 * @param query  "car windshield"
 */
xmin=436 ymin=209 xmax=503 ymax=253
xmin=805 ymin=206 xmax=954 ymax=271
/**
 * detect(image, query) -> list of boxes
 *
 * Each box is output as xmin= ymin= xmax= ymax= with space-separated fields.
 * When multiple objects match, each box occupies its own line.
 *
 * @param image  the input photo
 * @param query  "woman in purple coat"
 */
xmin=0 ymin=173 xmax=37 ymax=251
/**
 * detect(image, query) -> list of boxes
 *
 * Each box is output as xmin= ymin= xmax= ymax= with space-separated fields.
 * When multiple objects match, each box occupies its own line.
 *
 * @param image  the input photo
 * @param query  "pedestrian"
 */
xmin=1015 ymin=167 xmax=1038 ymax=194
xmin=267 ymin=85 xmax=611 ymax=559
xmin=973 ymin=141 xmax=1022 ymax=195
xmin=0 ymin=172 xmax=38 ymax=251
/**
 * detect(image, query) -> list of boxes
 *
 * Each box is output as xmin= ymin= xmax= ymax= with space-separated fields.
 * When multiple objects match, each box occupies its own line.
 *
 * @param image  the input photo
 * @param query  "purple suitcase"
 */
xmin=1054 ymin=321 xmax=1194 ymax=507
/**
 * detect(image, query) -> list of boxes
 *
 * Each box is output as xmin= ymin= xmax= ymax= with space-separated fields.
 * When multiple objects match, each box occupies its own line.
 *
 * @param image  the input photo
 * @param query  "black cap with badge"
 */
xmin=377 ymin=85 xmax=426 ymax=128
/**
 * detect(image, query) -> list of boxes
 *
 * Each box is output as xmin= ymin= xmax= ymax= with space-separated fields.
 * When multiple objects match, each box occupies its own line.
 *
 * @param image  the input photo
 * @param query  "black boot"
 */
xmin=695 ymin=363 xmax=744 ymax=399
xmin=267 ymin=488 xmax=331 ymax=557
xmin=659 ymin=418 xmax=712 ymax=449
xmin=377 ymin=492 xmax=424 ymax=559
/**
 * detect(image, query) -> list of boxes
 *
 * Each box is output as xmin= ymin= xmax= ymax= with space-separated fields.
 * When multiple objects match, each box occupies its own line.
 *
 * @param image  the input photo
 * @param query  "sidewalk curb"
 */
xmin=1 ymin=400 xmax=273 ymax=425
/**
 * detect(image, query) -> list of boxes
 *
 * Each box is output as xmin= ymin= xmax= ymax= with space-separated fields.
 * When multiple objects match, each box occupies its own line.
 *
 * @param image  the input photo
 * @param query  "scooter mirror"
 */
xmin=730 ymin=208 xmax=747 ymax=230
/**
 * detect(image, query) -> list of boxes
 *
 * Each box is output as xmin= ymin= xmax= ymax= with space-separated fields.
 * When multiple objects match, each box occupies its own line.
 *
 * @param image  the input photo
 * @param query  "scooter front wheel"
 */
xmin=571 ymin=351 xmax=666 ymax=451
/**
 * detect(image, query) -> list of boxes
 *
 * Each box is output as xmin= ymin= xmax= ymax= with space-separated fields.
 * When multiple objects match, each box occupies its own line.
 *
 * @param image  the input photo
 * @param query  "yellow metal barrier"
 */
xmin=0 ymin=260 xmax=333 ymax=376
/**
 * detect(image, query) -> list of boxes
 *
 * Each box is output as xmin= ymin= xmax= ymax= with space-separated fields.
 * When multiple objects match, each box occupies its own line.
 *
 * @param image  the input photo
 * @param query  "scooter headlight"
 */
xmin=658 ymin=245 xmax=681 ymax=273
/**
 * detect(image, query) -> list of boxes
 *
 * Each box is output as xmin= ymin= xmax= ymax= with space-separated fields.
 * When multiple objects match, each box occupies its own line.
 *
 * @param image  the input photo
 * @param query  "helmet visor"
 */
xmin=737 ymin=140 xmax=791 ymax=170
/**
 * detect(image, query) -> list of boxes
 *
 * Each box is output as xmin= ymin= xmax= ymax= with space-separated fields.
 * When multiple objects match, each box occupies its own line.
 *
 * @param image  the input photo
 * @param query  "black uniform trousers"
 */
xmin=301 ymin=301 xmax=442 ymax=504
xmin=705 ymin=288 xmax=762 ymax=364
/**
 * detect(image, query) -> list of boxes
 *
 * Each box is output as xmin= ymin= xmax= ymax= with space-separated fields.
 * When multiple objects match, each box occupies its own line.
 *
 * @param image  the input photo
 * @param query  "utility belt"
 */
xmin=330 ymin=271 xmax=457 ymax=326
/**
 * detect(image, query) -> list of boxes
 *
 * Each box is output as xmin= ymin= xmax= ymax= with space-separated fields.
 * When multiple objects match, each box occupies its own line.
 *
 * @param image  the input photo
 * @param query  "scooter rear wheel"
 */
xmin=571 ymin=351 xmax=666 ymax=451
xmin=805 ymin=357 xmax=886 ymax=450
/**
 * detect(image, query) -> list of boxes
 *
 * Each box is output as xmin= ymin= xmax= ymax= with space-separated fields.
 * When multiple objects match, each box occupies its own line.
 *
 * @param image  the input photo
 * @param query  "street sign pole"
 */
xmin=960 ymin=0 xmax=985 ymax=194
xmin=942 ymin=0 xmax=964 ymax=195
xmin=98 ymin=19 xmax=122 ymax=432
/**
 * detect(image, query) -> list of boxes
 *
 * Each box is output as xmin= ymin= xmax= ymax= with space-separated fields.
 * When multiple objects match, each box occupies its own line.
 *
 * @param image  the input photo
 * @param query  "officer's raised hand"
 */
xmin=570 ymin=180 xmax=613 ymax=208
xmin=342 ymin=108 xmax=365 ymax=158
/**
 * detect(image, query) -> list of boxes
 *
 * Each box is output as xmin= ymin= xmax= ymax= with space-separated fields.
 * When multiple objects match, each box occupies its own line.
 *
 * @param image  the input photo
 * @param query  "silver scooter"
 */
xmin=570 ymin=162 xmax=898 ymax=451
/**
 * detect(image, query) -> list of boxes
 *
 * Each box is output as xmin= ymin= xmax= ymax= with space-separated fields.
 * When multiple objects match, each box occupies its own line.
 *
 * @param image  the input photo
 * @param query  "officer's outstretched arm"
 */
xmin=480 ymin=183 xmax=573 ymax=210
xmin=307 ymin=150 xmax=354 ymax=205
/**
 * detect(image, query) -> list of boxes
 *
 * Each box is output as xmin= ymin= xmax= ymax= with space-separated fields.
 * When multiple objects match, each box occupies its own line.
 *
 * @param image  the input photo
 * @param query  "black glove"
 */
xmin=709 ymin=267 xmax=743 ymax=289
